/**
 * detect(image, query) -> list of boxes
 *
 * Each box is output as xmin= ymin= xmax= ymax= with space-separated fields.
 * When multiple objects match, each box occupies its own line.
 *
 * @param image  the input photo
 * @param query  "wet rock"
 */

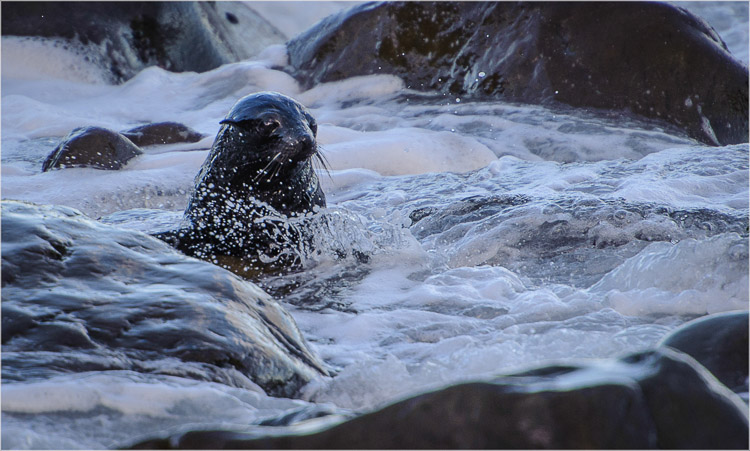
xmin=1 ymin=200 xmax=328 ymax=397
xmin=659 ymin=310 xmax=749 ymax=395
xmin=1 ymin=1 xmax=285 ymax=83
xmin=121 ymin=122 xmax=205 ymax=147
xmin=129 ymin=348 xmax=748 ymax=449
xmin=287 ymin=1 xmax=749 ymax=146
xmin=41 ymin=126 xmax=143 ymax=171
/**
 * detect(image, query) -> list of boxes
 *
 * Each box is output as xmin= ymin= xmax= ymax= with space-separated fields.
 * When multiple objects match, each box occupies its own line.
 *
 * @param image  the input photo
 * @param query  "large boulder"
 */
xmin=130 ymin=348 xmax=748 ymax=449
xmin=659 ymin=310 xmax=749 ymax=395
xmin=1 ymin=200 xmax=328 ymax=397
xmin=287 ymin=1 xmax=749 ymax=146
xmin=41 ymin=126 xmax=143 ymax=171
xmin=1 ymin=1 xmax=285 ymax=83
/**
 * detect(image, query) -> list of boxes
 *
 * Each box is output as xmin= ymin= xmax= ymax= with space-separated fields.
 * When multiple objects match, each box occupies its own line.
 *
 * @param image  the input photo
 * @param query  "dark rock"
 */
xmin=121 ymin=122 xmax=206 ymax=147
xmin=287 ymin=1 xmax=749 ymax=146
xmin=1 ymin=1 xmax=285 ymax=83
xmin=41 ymin=126 xmax=143 ymax=171
xmin=128 ymin=348 xmax=748 ymax=449
xmin=1 ymin=200 xmax=328 ymax=397
xmin=621 ymin=350 xmax=748 ymax=449
xmin=659 ymin=310 xmax=749 ymax=394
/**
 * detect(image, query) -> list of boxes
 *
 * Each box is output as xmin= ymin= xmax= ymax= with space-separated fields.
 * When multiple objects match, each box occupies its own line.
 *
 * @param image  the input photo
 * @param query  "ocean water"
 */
xmin=2 ymin=2 xmax=748 ymax=449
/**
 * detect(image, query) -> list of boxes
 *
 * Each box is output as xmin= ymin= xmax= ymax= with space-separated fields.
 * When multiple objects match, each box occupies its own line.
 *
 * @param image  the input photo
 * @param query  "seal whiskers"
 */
xmin=254 ymin=151 xmax=283 ymax=184
xmin=313 ymin=147 xmax=332 ymax=178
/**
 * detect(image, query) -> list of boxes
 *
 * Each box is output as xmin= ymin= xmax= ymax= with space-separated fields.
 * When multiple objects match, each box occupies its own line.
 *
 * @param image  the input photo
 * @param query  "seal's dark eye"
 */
xmin=260 ymin=119 xmax=281 ymax=135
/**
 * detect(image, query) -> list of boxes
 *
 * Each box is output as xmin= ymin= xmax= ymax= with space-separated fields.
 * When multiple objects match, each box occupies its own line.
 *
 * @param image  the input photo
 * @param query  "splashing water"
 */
xmin=2 ymin=2 xmax=748 ymax=448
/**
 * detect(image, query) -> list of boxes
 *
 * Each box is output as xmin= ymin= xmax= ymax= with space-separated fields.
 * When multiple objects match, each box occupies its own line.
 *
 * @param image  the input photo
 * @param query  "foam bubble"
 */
xmin=1 ymin=36 xmax=110 ymax=84
xmin=1 ymin=371 xmax=323 ymax=449
xmin=1 ymin=149 xmax=205 ymax=217
xmin=299 ymin=75 xmax=405 ymax=108
xmin=319 ymin=127 xmax=497 ymax=175
xmin=291 ymin=253 xmax=675 ymax=410
xmin=592 ymin=233 xmax=749 ymax=315
xmin=610 ymin=145 xmax=749 ymax=211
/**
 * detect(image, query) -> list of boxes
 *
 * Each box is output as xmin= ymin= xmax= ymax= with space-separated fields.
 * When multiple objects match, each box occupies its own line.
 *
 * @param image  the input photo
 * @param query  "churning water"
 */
xmin=1 ymin=2 xmax=748 ymax=449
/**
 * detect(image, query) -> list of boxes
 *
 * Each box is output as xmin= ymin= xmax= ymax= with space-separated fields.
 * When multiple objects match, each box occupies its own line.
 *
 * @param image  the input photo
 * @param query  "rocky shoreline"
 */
xmin=2 ymin=200 xmax=747 ymax=448
xmin=128 ymin=312 xmax=748 ymax=449
xmin=3 ymin=2 xmax=748 ymax=448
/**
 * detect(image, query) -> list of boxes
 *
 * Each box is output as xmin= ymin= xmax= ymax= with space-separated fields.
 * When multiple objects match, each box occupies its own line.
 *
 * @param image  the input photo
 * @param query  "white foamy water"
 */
xmin=2 ymin=2 xmax=748 ymax=449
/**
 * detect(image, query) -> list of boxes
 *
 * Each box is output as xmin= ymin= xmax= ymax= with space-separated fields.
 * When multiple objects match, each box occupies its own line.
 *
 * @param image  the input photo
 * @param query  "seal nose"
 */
xmin=280 ymin=125 xmax=316 ymax=158
xmin=297 ymin=129 xmax=315 ymax=149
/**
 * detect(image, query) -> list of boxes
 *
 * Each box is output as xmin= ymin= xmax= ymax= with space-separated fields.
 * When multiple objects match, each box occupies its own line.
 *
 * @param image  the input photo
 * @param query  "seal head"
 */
xmin=191 ymin=92 xmax=325 ymax=217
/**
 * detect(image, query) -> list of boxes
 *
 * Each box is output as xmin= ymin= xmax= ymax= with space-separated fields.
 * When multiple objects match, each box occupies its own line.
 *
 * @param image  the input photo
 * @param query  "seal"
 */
xmin=157 ymin=91 xmax=327 ymax=275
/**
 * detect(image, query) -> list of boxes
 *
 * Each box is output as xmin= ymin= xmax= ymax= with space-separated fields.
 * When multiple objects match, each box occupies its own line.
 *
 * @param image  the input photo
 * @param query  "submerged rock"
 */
xmin=121 ymin=122 xmax=206 ymax=147
xmin=130 ymin=348 xmax=748 ymax=449
xmin=287 ymin=1 xmax=749 ymax=146
xmin=659 ymin=310 xmax=749 ymax=395
xmin=1 ymin=200 xmax=328 ymax=397
xmin=408 ymin=192 xmax=749 ymax=289
xmin=41 ymin=126 xmax=143 ymax=171
xmin=1 ymin=1 xmax=285 ymax=83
